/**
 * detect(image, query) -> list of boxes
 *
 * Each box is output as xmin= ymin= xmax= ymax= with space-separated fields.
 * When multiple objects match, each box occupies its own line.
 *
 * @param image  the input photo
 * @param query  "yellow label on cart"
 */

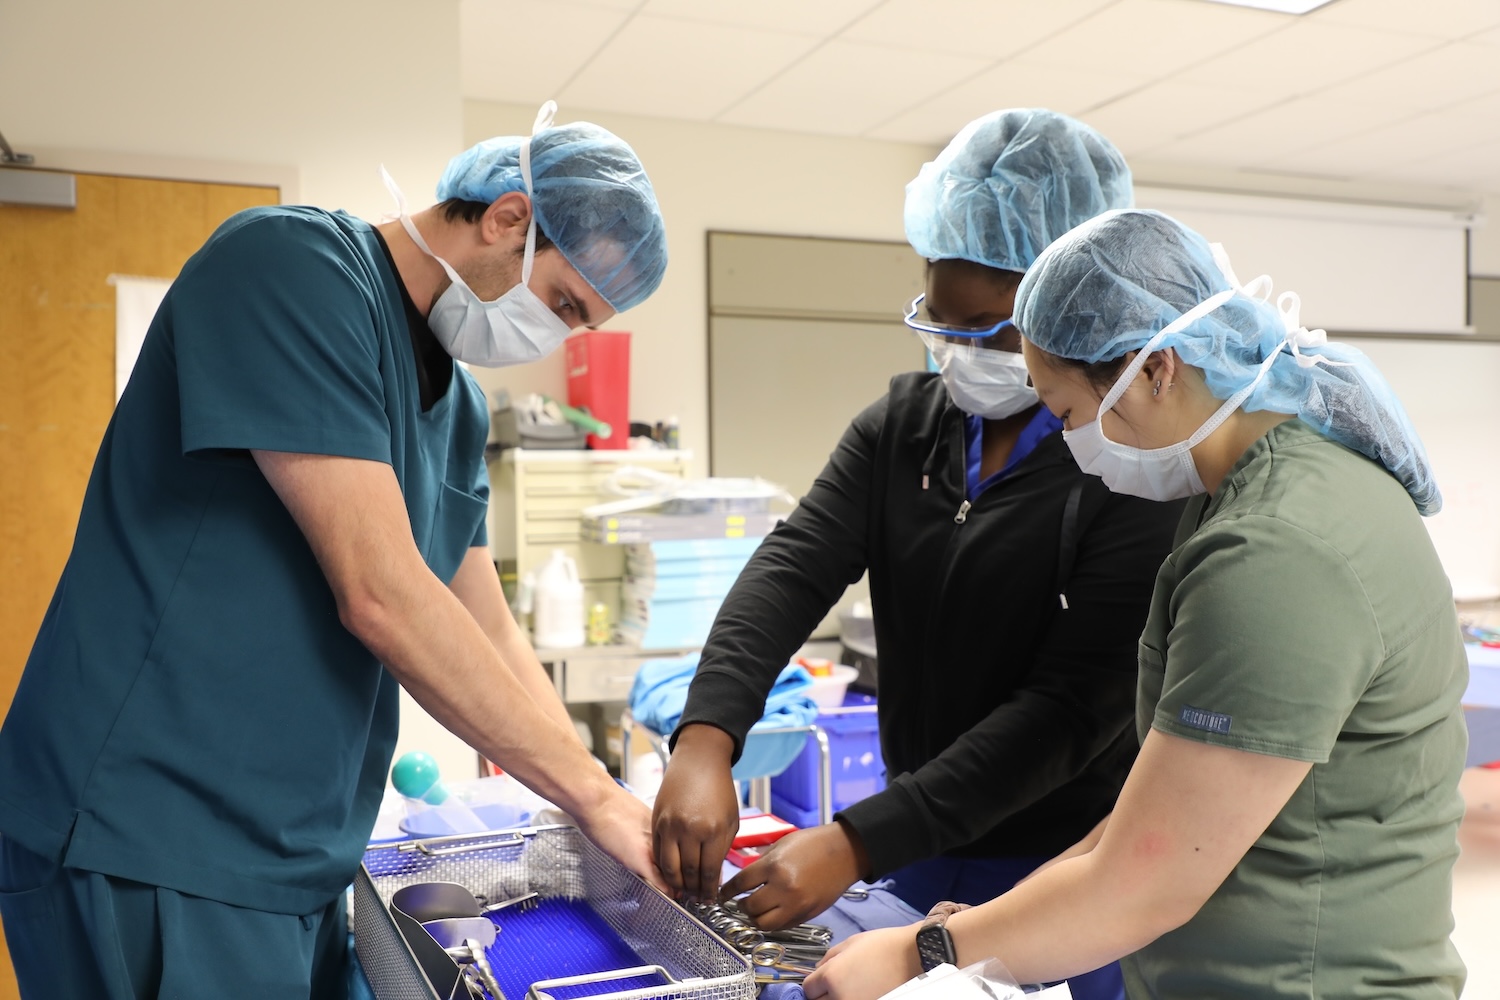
xmin=726 ymin=528 xmax=745 ymax=538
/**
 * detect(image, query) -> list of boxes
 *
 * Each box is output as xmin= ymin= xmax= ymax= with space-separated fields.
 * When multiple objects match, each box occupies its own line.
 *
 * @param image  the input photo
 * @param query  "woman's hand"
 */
xmin=802 ymin=925 xmax=923 ymax=1000
xmin=719 ymin=820 xmax=869 ymax=930
xmin=652 ymin=724 xmax=740 ymax=899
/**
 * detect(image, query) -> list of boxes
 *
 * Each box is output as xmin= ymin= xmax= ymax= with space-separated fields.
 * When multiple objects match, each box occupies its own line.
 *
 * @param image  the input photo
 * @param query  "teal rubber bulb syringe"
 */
xmin=390 ymin=751 xmax=488 ymax=834
xmin=390 ymin=750 xmax=451 ymax=804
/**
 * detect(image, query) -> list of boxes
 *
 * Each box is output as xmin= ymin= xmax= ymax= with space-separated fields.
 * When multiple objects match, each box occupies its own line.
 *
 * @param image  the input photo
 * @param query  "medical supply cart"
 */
xmin=620 ymin=699 xmax=880 ymax=825
xmin=489 ymin=449 xmax=693 ymax=624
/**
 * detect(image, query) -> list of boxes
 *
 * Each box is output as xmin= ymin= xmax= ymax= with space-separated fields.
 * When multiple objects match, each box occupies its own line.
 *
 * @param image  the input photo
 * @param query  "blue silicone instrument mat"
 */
xmin=481 ymin=896 xmax=668 ymax=1000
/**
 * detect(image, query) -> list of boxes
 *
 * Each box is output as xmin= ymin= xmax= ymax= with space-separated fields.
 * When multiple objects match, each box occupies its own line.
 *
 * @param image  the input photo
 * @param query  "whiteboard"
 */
xmin=1134 ymin=186 xmax=1474 ymax=335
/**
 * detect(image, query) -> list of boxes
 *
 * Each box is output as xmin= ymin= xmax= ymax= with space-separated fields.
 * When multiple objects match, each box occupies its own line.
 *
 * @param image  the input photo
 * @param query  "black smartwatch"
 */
xmin=915 ymin=903 xmax=962 ymax=972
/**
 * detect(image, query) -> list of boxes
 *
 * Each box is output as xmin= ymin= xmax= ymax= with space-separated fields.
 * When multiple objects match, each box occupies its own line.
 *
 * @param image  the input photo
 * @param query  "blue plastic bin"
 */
xmin=769 ymin=693 xmax=885 ymax=827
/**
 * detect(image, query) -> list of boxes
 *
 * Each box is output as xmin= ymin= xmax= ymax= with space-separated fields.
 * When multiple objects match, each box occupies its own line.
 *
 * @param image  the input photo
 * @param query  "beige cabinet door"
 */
xmin=707 ymin=232 xmax=926 ymax=638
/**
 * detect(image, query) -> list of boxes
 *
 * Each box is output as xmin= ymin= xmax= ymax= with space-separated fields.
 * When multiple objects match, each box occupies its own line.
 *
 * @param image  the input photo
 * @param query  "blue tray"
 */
xmin=399 ymin=803 xmax=532 ymax=839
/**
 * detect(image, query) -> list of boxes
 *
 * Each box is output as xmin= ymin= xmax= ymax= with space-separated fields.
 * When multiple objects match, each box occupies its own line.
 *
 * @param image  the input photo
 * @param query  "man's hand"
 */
xmin=652 ymin=724 xmax=740 ymax=899
xmin=719 ymin=820 xmax=869 ymax=930
xmin=803 ymin=925 xmax=922 ymax=999
xmin=576 ymin=786 xmax=669 ymax=894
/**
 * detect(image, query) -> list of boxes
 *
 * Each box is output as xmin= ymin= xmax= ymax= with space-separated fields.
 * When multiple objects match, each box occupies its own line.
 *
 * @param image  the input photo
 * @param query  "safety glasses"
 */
xmin=904 ymin=293 xmax=1018 ymax=362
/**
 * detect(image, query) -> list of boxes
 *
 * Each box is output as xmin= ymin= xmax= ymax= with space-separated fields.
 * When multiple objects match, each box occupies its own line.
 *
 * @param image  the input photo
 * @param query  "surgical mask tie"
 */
xmin=1064 ymin=246 xmax=1353 ymax=502
xmin=1062 ymin=288 xmax=1245 ymax=502
xmin=1209 ymin=242 xmax=1351 ymax=372
xmin=378 ymin=100 xmax=572 ymax=368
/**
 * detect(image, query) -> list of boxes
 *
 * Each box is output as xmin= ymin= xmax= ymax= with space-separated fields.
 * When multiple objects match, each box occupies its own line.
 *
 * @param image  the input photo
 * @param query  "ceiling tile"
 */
xmin=1016 ymin=0 xmax=1286 ymax=81
xmin=462 ymin=0 xmax=630 ymax=103
xmin=864 ymin=57 xmax=1152 ymax=143
xmin=717 ymin=40 xmax=992 ymax=136
xmin=455 ymin=0 xmax=1500 ymax=200
xmin=1266 ymin=122 xmax=1454 ymax=180
xmin=1079 ymin=81 xmax=1287 ymax=155
xmin=1267 ymin=92 xmax=1500 ymax=177
xmin=640 ymin=0 xmax=882 ymax=35
xmin=842 ymin=0 xmax=1117 ymax=59
xmin=1361 ymin=141 xmax=1500 ymax=189
xmin=560 ymin=15 xmax=822 ymax=119
xmin=1172 ymin=21 xmax=1441 ymax=103
xmin=1309 ymin=0 xmax=1500 ymax=39
xmin=1421 ymin=138 xmax=1500 ymax=177
xmin=1316 ymin=41 xmax=1500 ymax=112
xmin=1150 ymin=97 xmax=1409 ymax=167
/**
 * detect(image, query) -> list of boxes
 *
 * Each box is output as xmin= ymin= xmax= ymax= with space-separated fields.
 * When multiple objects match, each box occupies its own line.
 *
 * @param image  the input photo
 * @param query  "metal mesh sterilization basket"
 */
xmin=355 ymin=826 xmax=753 ymax=1000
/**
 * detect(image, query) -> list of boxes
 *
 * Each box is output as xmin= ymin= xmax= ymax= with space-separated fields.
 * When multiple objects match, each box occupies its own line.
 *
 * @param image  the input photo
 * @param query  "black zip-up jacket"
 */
xmin=675 ymin=373 xmax=1185 ymax=877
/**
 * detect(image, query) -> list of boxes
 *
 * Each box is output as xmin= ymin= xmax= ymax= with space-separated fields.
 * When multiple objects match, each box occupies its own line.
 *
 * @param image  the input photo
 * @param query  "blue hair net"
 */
xmin=1015 ymin=209 xmax=1441 ymax=515
xmin=438 ymin=113 xmax=667 ymax=313
xmin=904 ymin=108 xmax=1133 ymax=273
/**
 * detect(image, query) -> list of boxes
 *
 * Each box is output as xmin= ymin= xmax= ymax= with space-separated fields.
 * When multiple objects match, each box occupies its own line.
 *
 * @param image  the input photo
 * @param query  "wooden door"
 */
xmin=0 ymin=171 xmax=278 ymax=998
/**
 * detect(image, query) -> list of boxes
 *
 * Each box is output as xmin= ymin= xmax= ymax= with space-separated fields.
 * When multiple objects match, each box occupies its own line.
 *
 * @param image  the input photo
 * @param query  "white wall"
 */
xmin=1 ymin=0 xmax=476 ymax=781
xmin=1473 ymin=194 xmax=1500 ymax=278
xmin=0 ymin=0 xmax=463 ymax=221
xmin=462 ymin=99 xmax=939 ymax=479
xmin=1353 ymin=338 xmax=1500 ymax=601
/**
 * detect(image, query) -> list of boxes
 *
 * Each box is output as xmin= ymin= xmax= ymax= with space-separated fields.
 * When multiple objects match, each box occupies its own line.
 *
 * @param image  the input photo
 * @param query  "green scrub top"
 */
xmin=0 ymin=207 xmax=491 ymax=914
xmin=1124 ymin=420 xmax=1467 ymax=999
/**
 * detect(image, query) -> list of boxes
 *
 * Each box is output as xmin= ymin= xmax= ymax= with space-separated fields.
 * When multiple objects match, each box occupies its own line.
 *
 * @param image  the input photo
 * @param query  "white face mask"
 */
xmin=1063 ymin=288 xmax=1270 ymax=502
xmin=379 ymin=110 xmax=573 ymax=367
xmin=930 ymin=342 xmax=1038 ymax=420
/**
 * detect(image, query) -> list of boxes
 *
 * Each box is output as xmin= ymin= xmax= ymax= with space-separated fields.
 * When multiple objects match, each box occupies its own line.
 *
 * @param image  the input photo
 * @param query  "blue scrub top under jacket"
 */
xmin=0 ymin=206 xmax=491 ymax=914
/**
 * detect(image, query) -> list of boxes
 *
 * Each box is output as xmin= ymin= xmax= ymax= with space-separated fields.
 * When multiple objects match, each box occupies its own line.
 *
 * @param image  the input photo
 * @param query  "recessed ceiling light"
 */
xmin=1200 ymin=0 xmax=1338 ymax=12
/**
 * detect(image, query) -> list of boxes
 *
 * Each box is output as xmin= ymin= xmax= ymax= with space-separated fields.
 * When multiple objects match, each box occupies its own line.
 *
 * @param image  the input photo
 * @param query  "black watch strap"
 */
xmin=915 ymin=920 xmax=957 ymax=972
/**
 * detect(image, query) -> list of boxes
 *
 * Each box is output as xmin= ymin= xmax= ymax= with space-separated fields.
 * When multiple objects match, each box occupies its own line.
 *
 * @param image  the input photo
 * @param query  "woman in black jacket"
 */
xmin=651 ymin=109 xmax=1183 ymax=1000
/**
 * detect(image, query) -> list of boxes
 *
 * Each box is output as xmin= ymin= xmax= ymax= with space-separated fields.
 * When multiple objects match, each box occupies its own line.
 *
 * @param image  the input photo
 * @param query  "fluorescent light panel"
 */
xmin=1200 ymin=0 xmax=1338 ymax=13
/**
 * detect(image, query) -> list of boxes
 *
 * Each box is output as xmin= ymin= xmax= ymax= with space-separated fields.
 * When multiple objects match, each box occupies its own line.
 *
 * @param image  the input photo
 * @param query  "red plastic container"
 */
xmin=565 ymin=330 xmax=630 ymax=450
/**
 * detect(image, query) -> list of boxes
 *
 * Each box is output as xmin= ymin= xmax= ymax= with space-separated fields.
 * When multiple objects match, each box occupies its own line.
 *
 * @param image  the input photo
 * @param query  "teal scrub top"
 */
xmin=0 ymin=206 xmax=491 ymax=914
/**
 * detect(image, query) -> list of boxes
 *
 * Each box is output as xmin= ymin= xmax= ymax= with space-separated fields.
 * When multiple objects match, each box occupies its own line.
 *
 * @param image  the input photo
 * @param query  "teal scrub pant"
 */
xmin=0 ymin=837 xmax=347 ymax=999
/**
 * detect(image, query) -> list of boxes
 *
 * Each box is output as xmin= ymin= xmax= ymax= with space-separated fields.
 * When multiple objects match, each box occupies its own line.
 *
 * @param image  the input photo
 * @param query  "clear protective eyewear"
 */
xmin=904 ymin=293 xmax=1018 ymax=363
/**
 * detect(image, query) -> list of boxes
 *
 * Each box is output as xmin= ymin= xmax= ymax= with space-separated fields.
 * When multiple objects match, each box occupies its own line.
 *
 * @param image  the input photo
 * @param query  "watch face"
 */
xmin=916 ymin=924 xmax=956 ymax=972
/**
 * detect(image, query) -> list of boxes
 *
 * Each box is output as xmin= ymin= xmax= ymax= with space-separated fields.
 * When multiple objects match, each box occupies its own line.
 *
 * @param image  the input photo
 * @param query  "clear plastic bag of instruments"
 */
xmin=878 ymin=958 xmax=1073 ymax=999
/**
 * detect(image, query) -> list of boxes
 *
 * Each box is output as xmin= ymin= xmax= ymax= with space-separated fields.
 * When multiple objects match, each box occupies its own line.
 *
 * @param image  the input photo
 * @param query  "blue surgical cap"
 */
xmin=1015 ymin=209 xmax=1441 ymax=515
xmin=438 ymin=120 xmax=667 ymax=313
xmin=904 ymin=108 xmax=1133 ymax=273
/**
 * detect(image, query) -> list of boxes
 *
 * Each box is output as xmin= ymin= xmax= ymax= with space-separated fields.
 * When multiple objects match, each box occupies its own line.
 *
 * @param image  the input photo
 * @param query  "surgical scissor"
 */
xmin=750 ymin=941 xmax=820 ymax=981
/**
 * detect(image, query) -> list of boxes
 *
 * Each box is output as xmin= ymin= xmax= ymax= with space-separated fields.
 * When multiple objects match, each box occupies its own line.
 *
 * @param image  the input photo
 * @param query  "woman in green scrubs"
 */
xmin=804 ymin=209 xmax=1467 ymax=1000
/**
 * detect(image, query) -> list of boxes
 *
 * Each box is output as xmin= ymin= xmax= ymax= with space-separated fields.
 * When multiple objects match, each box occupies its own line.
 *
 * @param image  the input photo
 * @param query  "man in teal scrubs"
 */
xmin=0 ymin=108 xmax=667 ymax=998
